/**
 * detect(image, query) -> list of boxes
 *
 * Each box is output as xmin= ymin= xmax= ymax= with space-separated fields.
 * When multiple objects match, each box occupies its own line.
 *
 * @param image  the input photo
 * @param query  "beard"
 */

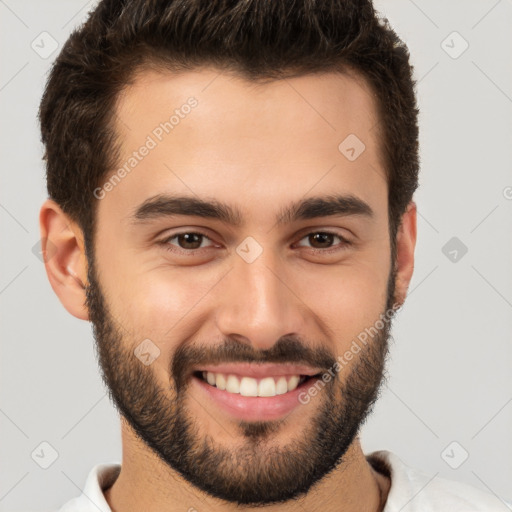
xmin=85 ymin=250 xmax=398 ymax=506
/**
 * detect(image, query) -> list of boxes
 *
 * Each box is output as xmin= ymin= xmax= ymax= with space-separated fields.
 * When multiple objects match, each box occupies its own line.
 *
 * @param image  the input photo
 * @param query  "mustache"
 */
xmin=171 ymin=335 xmax=337 ymax=391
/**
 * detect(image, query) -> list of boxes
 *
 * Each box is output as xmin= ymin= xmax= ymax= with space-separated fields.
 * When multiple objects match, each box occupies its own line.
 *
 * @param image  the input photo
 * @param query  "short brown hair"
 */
xmin=39 ymin=0 xmax=419 ymax=258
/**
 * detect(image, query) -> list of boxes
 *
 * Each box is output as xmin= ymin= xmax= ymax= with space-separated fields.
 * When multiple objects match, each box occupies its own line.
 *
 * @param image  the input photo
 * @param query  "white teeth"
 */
xmin=201 ymin=371 xmax=308 ymax=396
xmin=287 ymin=375 xmax=300 ymax=391
xmin=226 ymin=375 xmax=240 ymax=394
xmin=275 ymin=376 xmax=288 ymax=395
xmin=240 ymin=377 xmax=258 ymax=396
xmin=258 ymin=377 xmax=276 ymax=397
xmin=216 ymin=373 xmax=226 ymax=390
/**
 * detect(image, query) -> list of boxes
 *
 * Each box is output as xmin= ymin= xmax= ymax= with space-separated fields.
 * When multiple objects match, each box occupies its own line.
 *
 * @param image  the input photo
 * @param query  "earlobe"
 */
xmin=393 ymin=201 xmax=417 ymax=307
xmin=39 ymin=199 xmax=90 ymax=321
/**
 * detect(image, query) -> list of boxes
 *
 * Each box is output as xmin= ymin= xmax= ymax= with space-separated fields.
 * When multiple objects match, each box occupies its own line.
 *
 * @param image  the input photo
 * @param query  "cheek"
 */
xmin=117 ymin=268 xmax=223 ymax=341
xmin=300 ymin=248 xmax=391 ymax=348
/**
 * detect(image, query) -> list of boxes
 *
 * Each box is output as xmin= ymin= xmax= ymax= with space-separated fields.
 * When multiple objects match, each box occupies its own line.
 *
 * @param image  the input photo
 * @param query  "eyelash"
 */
xmin=158 ymin=230 xmax=352 ymax=256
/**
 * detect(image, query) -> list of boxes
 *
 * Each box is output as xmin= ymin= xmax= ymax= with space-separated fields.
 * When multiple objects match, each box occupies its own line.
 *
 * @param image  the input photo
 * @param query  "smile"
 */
xmin=191 ymin=365 xmax=324 ymax=421
xmin=196 ymin=370 xmax=316 ymax=397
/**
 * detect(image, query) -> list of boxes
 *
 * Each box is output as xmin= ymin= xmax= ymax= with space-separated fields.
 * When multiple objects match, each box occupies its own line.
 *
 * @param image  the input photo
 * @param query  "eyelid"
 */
xmin=159 ymin=228 xmax=352 ymax=254
xmin=291 ymin=231 xmax=353 ymax=256
xmin=160 ymin=230 xmax=218 ymax=251
xmin=293 ymin=230 xmax=350 ymax=248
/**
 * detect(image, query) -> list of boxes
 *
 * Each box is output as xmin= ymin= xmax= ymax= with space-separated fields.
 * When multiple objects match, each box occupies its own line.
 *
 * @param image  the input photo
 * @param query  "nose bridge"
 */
xmin=215 ymin=245 xmax=304 ymax=350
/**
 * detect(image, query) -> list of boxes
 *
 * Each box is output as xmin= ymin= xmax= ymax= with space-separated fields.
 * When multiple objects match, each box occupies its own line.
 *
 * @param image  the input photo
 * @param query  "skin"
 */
xmin=40 ymin=67 xmax=417 ymax=511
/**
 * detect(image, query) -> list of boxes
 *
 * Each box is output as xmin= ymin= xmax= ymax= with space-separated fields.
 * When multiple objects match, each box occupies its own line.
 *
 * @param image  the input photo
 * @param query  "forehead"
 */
xmin=102 ymin=67 xmax=386 ymax=227
xmin=116 ymin=66 xmax=380 ymax=140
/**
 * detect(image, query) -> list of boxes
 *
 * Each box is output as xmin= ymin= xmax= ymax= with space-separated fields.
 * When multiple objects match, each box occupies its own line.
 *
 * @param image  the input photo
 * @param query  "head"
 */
xmin=39 ymin=0 xmax=418 ymax=506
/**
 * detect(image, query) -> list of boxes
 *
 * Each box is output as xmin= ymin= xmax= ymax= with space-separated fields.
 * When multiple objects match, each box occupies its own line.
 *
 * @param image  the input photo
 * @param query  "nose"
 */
xmin=214 ymin=246 xmax=307 ymax=351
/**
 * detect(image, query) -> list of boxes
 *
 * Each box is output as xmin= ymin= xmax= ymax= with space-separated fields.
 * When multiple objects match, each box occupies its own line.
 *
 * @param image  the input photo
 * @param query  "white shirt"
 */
xmin=57 ymin=450 xmax=511 ymax=511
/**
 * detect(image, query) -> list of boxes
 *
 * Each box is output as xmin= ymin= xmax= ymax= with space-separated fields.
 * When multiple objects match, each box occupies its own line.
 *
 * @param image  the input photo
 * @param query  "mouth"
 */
xmin=191 ymin=367 xmax=324 ymax=421
xmin=193 ymin=370 xmax=321 ymax=397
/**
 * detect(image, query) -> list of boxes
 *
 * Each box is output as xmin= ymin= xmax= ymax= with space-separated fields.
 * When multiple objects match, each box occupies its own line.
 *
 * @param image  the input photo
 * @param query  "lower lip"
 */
xmin=192 ymin=374 xmax=320 ymax=421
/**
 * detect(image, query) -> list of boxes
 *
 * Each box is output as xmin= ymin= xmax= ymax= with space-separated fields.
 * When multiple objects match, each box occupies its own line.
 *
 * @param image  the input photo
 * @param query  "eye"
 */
xmin=158 ymin=229 xmax=352 ymax=256
xmin=294 ymin=231 xmax=351 ymax=253
xmin=161 ymin=231 xmax=215 ymax=252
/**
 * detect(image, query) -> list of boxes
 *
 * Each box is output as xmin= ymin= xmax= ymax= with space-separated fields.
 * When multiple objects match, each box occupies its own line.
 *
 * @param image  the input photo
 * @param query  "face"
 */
xmin=85 ymin=67 xmax=400 ymax=505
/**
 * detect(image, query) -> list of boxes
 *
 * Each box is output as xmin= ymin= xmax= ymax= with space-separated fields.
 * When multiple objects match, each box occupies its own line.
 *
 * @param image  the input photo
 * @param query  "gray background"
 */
xmin=1 ymin=0 xmax=511 ymax=510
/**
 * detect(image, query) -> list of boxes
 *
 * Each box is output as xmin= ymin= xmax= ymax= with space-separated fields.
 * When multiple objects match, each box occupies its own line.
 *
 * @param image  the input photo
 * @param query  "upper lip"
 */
xmin=194 ymin=363 xmax=323 ymax=379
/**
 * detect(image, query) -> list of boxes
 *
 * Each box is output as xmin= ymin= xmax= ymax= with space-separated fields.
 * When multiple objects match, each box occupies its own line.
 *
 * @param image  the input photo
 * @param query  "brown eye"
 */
xmin=296 ymin=231 xmax=350 ymax=252
xmin=175 ymin=233 xmax=203 ymax=249
xmin=163 ymin=232 xmax=214 ymax=251
xmin=308 ymin=232 xmax=336 ymax=249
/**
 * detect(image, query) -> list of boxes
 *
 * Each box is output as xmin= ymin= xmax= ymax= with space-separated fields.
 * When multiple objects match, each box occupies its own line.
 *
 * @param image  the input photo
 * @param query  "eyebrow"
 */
xmin=130 ymin=193 xmax=374 ymax=227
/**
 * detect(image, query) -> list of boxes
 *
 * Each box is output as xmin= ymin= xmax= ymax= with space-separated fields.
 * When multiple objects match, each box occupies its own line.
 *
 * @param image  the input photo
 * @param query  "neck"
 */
xmin=104 ymin=420 xmax=390 ymax=512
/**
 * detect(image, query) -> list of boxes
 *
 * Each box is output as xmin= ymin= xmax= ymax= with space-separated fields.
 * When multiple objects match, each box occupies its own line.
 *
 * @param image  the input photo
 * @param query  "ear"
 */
xmin=393 ymin=201 xmax=417 ymax=307
xmin=39 ymin=199 xmax=89 ymax=320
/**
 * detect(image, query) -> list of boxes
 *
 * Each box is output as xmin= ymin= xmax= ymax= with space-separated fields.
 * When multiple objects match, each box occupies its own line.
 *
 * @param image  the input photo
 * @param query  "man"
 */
xmin=38 ymin=0 xmax=507 ymax=510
